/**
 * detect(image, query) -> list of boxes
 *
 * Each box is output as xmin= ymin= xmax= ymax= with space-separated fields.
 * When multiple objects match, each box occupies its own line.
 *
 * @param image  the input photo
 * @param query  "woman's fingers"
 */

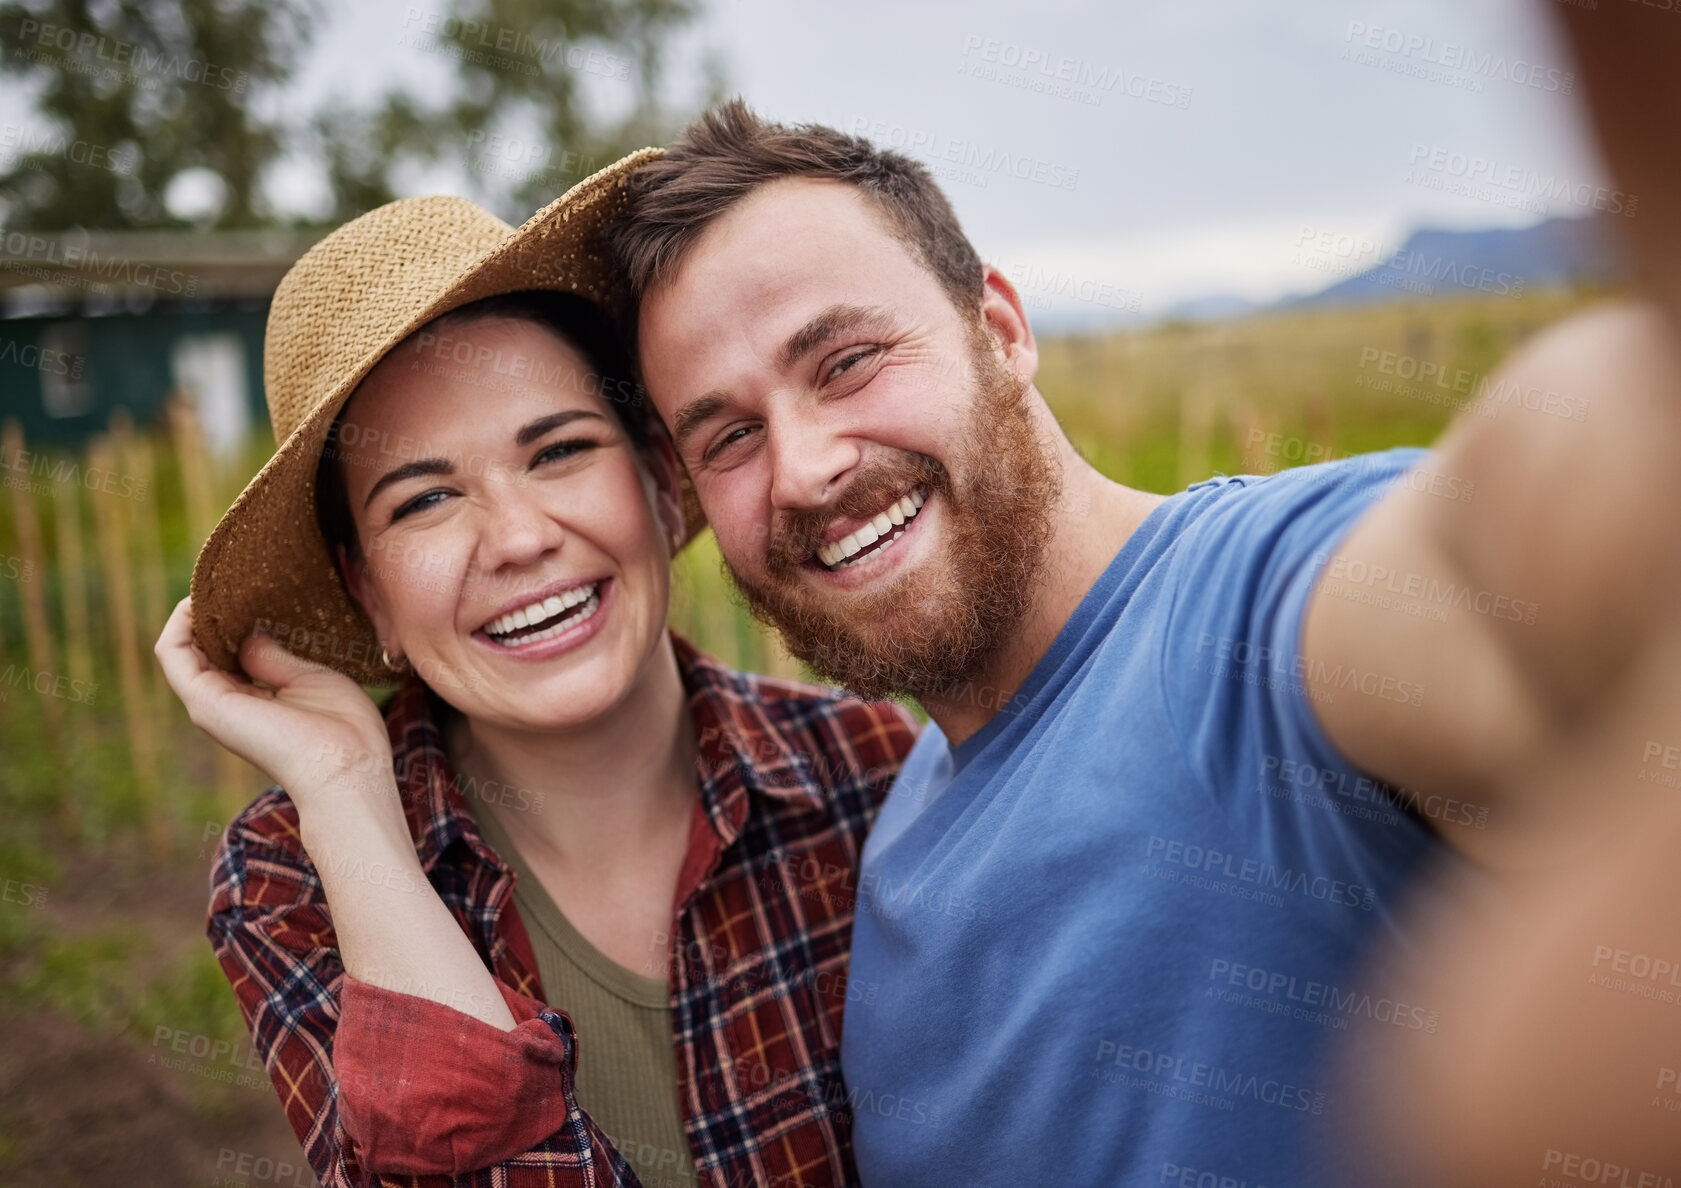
xmin=154 ymin=597 xmax=247 ymax=717
xmin=237 ymin=628 xmax=334 ymax=692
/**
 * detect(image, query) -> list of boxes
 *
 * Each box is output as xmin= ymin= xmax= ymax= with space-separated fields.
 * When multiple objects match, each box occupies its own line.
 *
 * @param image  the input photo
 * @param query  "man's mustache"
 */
xmin=765 ymin=453 xmax=950 ymax=572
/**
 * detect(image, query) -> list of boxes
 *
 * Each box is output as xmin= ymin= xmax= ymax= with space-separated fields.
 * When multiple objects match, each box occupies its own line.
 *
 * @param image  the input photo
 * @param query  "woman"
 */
xmin=155 ymin=167 xmax=917 ymax=1188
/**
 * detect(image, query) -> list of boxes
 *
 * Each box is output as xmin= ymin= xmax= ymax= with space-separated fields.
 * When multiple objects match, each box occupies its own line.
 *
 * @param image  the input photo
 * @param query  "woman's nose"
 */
xmin=472 ymin=479 xmax=566 ymax=571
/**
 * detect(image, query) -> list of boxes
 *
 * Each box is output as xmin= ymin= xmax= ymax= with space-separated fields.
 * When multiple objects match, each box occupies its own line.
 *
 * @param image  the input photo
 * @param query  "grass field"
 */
xmin=0 ymin=287 xmax=1607 ymax=1183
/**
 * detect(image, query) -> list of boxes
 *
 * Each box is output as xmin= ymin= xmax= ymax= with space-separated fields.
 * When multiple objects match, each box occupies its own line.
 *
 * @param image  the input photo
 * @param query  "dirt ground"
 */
xmin=0 ymin=847 xmax=307 ymax=1187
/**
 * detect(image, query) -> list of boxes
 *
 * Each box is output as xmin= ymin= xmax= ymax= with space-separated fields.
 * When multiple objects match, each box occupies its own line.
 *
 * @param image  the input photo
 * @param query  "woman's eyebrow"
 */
xmin=363 ymin=410 xmax=607 ymax=508
xmin=514 ymin=408 xmax=603 ymax=446
xmin=365 ymin=458 xmax=454 ymax=510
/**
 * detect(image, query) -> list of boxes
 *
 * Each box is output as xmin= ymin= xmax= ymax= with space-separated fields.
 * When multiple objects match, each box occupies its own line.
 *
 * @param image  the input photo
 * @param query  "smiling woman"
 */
xmin=152 ymin=179 xmax=918 ymax=1188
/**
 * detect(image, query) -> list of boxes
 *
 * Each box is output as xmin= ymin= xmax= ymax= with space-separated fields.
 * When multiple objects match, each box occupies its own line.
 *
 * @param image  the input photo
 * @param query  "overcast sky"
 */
xmin=170 ymin=1 xmax=1622 ymax=324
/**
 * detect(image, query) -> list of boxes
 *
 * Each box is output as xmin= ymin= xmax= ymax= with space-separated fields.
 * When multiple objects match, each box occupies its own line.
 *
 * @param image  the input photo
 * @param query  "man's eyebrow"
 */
xmin=778 ymin=303 xmax=892 ymax=371
xmin=672 ymin=392 xmax=729 ymax=455
xmin=363 ymin=410 xmax=604 ymax=508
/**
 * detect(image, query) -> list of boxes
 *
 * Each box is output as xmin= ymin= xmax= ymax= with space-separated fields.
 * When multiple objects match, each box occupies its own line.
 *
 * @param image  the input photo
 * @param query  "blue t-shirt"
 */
xmin=842 ymin=448 xmax=1448 ymax=1188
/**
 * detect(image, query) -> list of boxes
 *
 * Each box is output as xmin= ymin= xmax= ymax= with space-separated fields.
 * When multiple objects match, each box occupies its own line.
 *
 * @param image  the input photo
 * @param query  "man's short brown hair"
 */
xmin=608 ymin=100 xmax=985 ymax=336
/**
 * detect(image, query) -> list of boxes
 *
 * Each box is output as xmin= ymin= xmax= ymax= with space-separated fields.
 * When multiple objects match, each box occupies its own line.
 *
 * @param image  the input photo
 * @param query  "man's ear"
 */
xmin=337 ymin=541 xmax=398 ymax=652
xmin=977 ymin=263 xmax=1039 ymax=384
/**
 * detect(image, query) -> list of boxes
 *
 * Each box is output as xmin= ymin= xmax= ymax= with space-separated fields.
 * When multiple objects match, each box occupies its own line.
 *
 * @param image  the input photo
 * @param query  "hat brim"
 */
xmin=190 ymin=148 xmax=692 ymax=688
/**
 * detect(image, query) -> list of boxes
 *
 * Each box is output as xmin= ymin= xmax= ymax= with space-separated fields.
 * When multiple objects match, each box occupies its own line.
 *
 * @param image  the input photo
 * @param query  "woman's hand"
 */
xmin=155 ymin=597 xmax=401 ymax=827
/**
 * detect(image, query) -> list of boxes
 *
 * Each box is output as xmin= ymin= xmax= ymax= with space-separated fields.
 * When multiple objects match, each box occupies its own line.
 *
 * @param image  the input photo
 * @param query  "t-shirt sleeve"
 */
xmin=1157 ymin=447 xmax=1439 ymax=849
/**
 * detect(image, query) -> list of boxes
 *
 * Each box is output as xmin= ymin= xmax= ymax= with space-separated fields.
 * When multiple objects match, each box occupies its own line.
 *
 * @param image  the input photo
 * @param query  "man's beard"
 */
xmin=728 ymin=329 xmax=1062 ymax=702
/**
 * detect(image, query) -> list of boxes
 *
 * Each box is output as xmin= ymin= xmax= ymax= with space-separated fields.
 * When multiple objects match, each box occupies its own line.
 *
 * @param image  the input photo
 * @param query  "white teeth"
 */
xmin=813 ymin=486 xmax=929 ymax=569
xmin=485 ymin=584 xmax=598 ymax=637
xmin=488 ymin=587 xmax=600 ymax=646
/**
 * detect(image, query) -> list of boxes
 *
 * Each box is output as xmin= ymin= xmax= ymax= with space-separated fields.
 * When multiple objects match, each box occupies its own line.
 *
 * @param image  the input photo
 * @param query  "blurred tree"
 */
xmin=0 ymin=0 xmax=318 ymax=229
xmin=0 ymin=0 xmax=719 ymax=232
xmin=314 ymin=0 xmax=720 ymax=224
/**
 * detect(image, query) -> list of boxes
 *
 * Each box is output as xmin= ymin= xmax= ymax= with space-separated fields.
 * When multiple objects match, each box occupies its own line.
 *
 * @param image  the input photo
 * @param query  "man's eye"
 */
xmin=827 ymin=347 xmax=881 ymax=382
xmin=705 ymin=424 xmax=758 ymax=462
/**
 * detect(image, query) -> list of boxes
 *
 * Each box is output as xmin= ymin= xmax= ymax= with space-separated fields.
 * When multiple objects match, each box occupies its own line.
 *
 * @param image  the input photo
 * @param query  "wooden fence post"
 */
xmin=87 ymin=429 xmax=167 ymax=855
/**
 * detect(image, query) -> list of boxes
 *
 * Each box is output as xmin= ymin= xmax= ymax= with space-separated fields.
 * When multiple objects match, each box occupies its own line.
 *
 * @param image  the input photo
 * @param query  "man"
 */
xmin=603 ymin=33 xmax=1681 ymax=1184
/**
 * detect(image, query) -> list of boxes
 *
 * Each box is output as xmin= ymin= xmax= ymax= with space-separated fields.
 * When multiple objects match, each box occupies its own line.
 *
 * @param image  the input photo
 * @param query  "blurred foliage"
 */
xmin=320 ymin=0 xmax=723 ymax=223
xmin=0 ymin=0 xmax=317 ymax=229
xmin=0 ymin=0 xmax=720 ymax=230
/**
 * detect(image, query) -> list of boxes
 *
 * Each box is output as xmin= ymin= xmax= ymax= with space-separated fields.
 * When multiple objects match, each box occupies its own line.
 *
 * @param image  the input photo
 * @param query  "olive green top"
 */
xmin=466 ymin=797 xmax=698 ymax=1188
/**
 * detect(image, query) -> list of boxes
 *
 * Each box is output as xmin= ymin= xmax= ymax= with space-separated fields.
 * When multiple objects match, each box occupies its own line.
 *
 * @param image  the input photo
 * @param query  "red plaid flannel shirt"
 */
xmin=207 ymin=633 xmax=919 ymax=1187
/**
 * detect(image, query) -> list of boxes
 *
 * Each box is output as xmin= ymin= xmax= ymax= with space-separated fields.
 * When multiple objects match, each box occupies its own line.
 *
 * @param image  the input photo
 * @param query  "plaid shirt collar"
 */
xmin=384 ymin=630 xmax=827 ymax=879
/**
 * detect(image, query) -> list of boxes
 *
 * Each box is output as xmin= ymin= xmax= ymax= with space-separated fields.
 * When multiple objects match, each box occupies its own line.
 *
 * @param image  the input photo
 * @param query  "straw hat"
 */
xmin=189 ymin=147 xmax=690 ymax=688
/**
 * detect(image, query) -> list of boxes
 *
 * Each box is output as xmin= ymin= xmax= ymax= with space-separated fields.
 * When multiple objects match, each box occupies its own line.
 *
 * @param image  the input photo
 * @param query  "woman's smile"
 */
xmin=470 ymin=575 xmax=614 ymax=661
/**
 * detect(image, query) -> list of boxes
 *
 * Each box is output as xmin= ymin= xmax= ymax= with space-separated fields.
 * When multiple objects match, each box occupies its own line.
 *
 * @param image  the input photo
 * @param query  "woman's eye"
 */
xmin=534 ymin=439 xmax=595 ymax=465
xmin=392 ymin=490 xmax=448 ymax=521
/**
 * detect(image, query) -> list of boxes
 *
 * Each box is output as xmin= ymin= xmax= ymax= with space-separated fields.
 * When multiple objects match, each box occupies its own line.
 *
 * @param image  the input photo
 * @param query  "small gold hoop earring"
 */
xmin=380 ymin=646 xmax=404 ymax=672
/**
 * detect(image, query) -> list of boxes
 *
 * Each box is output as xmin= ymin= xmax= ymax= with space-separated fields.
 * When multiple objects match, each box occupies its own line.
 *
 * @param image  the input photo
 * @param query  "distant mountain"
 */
xmin=1158 ymin=292 xmax=1265 ymax=324
xmin=1283 ymin=215 xmax=1626 ymax=311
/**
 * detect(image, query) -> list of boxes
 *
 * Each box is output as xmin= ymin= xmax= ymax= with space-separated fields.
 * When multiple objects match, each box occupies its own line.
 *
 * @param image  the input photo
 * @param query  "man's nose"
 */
xmin=766 ymin=409 xmax=861 ymax=512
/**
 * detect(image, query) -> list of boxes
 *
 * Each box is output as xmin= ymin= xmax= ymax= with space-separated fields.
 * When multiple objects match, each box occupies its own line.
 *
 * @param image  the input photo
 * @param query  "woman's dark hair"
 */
xmin=314 ymin=290 xmax=651 ymax=572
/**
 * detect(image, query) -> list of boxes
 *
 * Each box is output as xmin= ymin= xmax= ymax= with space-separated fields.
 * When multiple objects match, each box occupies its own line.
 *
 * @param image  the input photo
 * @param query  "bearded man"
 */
xmin=603 ymin=62 xmax=1681 ymax=1184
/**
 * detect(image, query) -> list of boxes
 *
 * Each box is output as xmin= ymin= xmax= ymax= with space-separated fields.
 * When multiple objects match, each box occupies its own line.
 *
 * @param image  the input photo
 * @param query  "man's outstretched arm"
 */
xmin=1301 ymin=300 xmax=1681 ymax=862
xmin=1299 ymin=5 xmax=1681 ymax=866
